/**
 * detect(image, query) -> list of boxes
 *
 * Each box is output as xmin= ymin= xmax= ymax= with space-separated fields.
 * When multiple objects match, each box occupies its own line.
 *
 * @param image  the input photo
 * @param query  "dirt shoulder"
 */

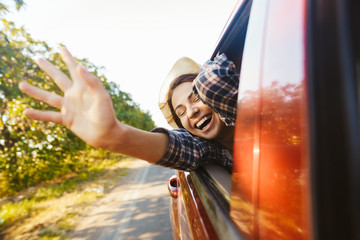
xmin=0 ymin=157 xmax=142 ymax=240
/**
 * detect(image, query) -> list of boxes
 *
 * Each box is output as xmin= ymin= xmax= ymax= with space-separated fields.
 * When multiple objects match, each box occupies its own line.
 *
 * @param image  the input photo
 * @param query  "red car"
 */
xmin=167 ymin=0 xmax=360 ymax=239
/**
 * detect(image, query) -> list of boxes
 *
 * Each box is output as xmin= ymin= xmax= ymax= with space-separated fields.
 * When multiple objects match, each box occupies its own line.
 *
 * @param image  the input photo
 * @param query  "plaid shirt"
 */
xmin=193 ymin=53 xmax=239 ymax=126
xmin=152 ymin=128 xmax=233 ymax=171
xmin=152 ymin=54 xmax=239 ymax=171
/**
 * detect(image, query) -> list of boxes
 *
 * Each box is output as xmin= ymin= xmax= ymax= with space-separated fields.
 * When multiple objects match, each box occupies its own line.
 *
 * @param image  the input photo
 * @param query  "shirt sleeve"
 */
xmin=151 ymin=127 xmax=233 ymax=172
xmin=193 ymin=53 xmax=239 ymax=126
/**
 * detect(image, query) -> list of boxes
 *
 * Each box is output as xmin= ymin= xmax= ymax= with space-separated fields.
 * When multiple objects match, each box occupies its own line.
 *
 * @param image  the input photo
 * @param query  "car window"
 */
xmin=195 ymin=0 xmax=253 ymax=193
xmin=203 ymin=164 xmax=232 ymax=199
xmin=211 ymin=0 xmax=252 ymax=71
xmin=189 ymin=0 xmax=253 ymax=238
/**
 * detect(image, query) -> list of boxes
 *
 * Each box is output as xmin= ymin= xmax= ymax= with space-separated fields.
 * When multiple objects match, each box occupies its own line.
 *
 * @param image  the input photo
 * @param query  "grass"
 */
xmin=0 ymin=156 xmax=134 ymax=240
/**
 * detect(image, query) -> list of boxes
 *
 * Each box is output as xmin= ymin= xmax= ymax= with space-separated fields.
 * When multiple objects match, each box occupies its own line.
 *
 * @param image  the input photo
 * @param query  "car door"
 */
xmin=231 ymin=0 xmax=311 ymax=239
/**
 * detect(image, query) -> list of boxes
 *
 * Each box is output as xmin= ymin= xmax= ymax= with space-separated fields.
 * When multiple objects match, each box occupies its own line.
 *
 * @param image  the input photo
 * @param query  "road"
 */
xmin=69 ymin=160 xmax=175 ymax=240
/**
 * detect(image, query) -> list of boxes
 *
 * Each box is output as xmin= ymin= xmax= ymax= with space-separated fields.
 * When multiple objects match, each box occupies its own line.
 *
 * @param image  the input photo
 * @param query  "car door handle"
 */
xmin=168 ymin=175 xmax=179 ymax=198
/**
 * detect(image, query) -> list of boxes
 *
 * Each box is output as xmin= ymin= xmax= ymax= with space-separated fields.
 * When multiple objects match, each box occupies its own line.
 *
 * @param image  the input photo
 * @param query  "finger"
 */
xmin=19 ymin=81 xmax=63 ymax=109
xmin=23 ymin=108 xmax=63 ymax=125
xmin=77 ymin=65 xmax=105 ymax=93
xmin=60 ymin=47 xmax=81 ymax=83
xmin=36 ymin=58 xmax=72 ymax=91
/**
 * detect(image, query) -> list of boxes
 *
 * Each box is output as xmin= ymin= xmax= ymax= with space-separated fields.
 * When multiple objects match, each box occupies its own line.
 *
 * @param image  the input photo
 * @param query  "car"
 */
xmin=167 ymin=0 xmax=360 ymax=239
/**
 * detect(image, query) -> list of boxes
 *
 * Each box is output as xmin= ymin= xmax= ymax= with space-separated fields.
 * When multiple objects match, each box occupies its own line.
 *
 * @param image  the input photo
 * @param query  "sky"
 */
xmin=4 ymin=0 xmax=239 ymax=128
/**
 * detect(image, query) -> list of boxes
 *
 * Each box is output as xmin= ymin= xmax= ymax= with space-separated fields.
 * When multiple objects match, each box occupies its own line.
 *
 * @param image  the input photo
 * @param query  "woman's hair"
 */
xmin=166 ymin=73 xmax=198 ymax=128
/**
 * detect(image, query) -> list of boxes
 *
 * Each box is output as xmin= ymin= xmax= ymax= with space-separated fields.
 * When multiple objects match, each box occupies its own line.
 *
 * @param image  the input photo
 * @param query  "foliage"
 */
xmin=0 ymin=1 xmax=155 ymax=196
xmin=0 ymin=0 xmax=24 ymax=16
xmin=0 ymin=155 xmax=131 ymax=239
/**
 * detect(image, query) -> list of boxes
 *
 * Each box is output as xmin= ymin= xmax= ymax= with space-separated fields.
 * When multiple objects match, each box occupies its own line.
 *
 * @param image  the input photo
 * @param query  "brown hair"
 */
xmin=166 ymin=73 xmax=198 ymax=128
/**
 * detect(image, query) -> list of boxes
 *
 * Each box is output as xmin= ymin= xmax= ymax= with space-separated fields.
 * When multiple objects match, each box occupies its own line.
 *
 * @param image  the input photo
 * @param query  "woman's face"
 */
xmin=171 ymin=82 xmax=225 ymax=140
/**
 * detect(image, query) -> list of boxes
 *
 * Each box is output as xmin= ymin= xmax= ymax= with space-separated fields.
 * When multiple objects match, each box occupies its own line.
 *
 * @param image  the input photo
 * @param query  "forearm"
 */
xmin=152 ymin=127 xmax=233 ymax=171
xmin=98 ymin=120 xmax=169 ymax=164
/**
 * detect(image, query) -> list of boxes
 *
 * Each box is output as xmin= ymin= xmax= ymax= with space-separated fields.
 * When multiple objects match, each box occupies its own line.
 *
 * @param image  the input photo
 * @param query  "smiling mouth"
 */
xmin=196 ymin=115 xmax=212 ymax=130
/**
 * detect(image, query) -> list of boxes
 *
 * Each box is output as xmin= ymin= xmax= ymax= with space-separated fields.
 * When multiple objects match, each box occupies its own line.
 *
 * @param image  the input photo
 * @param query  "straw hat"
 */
xmin=158 ymin=57 xmax=200 ymax=128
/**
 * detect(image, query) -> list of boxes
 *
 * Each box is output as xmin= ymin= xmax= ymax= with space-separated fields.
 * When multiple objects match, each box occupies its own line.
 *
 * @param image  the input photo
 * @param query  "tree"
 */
xmin=0 ymin=1 xmax=155 ymax=196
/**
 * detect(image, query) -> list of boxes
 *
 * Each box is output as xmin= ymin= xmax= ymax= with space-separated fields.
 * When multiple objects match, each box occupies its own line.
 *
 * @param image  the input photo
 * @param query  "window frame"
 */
xmin=187 ymin=0 xmax=253 ymax=238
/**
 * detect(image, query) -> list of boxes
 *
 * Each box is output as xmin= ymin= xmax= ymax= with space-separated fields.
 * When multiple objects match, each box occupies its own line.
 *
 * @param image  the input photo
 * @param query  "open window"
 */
xmin=189 ymin=0 xmax=253 ymax=238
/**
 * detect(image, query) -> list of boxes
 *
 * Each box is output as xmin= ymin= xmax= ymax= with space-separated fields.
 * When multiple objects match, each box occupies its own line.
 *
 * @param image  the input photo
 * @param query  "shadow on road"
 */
xmin=69 ymin=160 xmax=175 ymax=240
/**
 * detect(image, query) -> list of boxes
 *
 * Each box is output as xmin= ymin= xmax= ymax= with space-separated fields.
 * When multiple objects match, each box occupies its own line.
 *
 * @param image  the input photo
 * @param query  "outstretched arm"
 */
xmin=19 ymin=47 xmax=168 ymax=163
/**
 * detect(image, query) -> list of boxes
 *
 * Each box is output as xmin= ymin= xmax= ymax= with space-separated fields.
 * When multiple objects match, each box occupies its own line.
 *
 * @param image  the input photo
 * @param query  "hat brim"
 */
xmin=158 ymin=57 xmax=200 ymax=128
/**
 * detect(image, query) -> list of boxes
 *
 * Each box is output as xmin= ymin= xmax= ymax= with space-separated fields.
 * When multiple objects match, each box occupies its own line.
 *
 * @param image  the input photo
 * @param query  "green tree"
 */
xmin=0 ymin=1 xmax=155 ymax=196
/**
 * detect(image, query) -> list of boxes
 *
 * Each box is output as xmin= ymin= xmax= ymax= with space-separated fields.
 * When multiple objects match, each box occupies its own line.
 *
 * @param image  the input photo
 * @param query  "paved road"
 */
xmin=70 ymin=160 xmax=175 ymax=240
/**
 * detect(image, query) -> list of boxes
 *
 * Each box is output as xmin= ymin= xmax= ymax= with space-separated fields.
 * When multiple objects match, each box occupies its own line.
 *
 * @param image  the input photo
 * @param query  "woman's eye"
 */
xmin=194 ymin=96 xmax=200 ymax=102
xmin=177 ymin=108 xmax=186 ymax=117
xmin=179 ymin=110 xmax=186 ymax=117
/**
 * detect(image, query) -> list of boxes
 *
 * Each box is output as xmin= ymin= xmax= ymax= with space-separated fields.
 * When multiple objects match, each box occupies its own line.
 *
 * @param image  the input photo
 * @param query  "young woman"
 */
xmin=19 ymin=47 xmax=239 ymax=171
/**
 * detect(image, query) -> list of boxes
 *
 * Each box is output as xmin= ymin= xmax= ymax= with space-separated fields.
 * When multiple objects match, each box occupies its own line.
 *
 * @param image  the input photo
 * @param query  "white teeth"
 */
xmin=196 ymin=116 xmax=209 ymax=129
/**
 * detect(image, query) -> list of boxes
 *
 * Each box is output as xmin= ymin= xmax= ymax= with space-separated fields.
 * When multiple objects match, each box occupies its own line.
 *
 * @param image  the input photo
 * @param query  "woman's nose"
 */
xmin=187 ymin=106 xmax=200 ymax=118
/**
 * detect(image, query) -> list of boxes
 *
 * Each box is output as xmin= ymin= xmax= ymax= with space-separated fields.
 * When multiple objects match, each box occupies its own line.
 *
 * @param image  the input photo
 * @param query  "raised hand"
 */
xmin=19 ymin=47 xmax=119 ymax=149
xmin=20 ymin=47 xmax=168 ymax=162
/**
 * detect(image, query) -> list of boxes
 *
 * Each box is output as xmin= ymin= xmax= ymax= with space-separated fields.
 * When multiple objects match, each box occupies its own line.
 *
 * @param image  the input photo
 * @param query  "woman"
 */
xmin=19 ymin=47 xmax=239 ymax=171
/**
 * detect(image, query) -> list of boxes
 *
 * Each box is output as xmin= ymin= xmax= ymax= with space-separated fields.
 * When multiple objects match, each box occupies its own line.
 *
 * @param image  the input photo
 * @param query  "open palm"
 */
xmin=19 ymin=47 xmax=118 ymax=148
